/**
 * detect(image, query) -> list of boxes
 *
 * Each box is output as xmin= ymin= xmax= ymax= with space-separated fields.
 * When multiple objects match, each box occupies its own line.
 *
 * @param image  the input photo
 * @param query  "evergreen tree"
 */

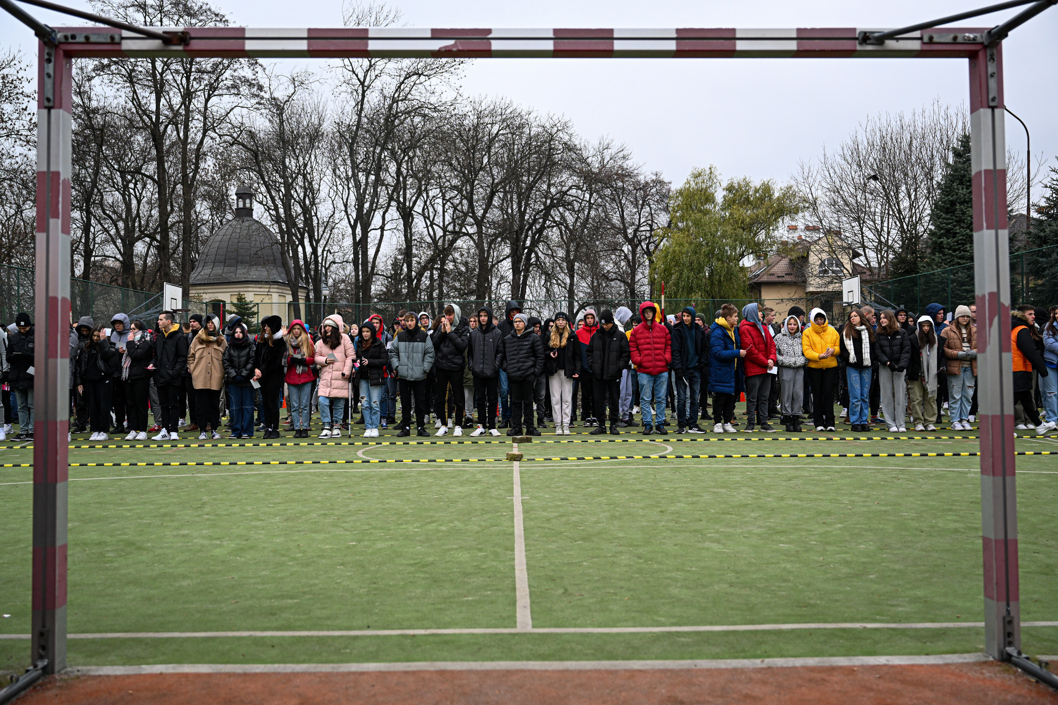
xmin=229 ymin=293 xmax=258 ymax=332
xmin=924 ymin=132 xmax=975 ymax=305
xmin=1027 ymin=164 xmax=1058 ymax=305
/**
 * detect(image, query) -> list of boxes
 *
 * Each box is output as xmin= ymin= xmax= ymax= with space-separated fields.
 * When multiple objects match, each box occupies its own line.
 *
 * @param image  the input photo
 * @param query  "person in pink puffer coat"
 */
xmin=313 ymin=313 xmax=355 ymax=439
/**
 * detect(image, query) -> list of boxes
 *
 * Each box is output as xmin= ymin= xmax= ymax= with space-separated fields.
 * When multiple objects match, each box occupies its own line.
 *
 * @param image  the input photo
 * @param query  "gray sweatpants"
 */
xmin=619 ymin=369 xmax=633 ymax=417
xmin=779 ymin=366 xmax=804 ymax=417
xmin=878 ymin=366 xmax=907 ymax=429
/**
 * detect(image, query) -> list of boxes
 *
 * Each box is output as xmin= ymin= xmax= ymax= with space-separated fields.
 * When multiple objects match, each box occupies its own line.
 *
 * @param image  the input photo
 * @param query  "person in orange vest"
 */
xmin=1011 ymin=305 xmax=1049 ymax=432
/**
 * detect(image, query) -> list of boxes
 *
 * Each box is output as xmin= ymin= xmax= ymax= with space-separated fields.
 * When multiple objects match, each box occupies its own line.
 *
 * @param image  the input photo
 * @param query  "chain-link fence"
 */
xmin=865 ymin=244 xmax=1058 ymax=316
xmin=0 ymin=263 xmax=159 ymax=327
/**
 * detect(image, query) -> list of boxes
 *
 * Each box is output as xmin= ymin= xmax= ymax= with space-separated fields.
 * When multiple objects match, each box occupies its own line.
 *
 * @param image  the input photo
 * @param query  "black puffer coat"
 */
xmin=876 ymin=328 xmax=911 ymax=371
xmin=586 ymin=323 xmax=631 ymax=381
xmin=124 ymin=334 xmax=155 ymax=381
xmin=544 ymin=330 xmax=582 ymax=378
xmin=153 ymin=327 xmax=189 ymax=386
xmin=75 ymin=338 xmax=118 ymax=385
xmin=223 ymin=332 xmax=256 ymax=385
xmin=355 ymin=338 xmax=388 ymax=386
xmin=499 ymin=328 xmax=544 ymax=381
xmin=468 ymin=307 xmax=504 ymax=379
xmin=6 ymin=325 xmax=35 ymax=390
xmin=432 ymin=316 xmax=470 ymax=371
xmin=254 ymin=334 xmax=287 ymax=380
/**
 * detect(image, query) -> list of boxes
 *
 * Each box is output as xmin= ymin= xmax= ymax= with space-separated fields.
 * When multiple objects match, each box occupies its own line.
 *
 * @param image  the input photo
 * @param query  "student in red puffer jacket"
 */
xmin=629 ymin=301 xmax=671 ymax=434
xmin=738 ymin=302 xmax=777 ymax=432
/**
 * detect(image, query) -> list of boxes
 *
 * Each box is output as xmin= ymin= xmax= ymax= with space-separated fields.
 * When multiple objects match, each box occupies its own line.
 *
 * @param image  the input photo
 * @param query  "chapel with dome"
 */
xmin=189 ymin=186 xmax=308 ymax=322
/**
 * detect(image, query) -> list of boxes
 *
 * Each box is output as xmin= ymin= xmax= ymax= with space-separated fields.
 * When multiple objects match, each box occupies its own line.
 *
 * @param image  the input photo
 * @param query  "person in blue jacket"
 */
xmin=708 ymin=303 xmax=747 ymax=433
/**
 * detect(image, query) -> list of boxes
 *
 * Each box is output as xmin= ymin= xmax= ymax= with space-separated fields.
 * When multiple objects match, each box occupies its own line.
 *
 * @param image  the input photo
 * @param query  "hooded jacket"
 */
xmin=433 ymin=304 xmax=470 ymax=372
xmin=285 ymin=320 xmax=317 ymax=386
xmin=499 ymin=324 xmax=545 ymax=381
xmin=497 ymin=300 xmax=522 ymax=340
xmin=614 ymin=307 xmax=633 ymax=331
xmin=153 ymin=323 xmax=189 ymax=386
xmin=187 ymin=322 xmax=228 ymax=391
xmin=738 ymin=303 xmax=776 ymax=377
xmin=708 ymin=316 xmax=742 ymax=394
xmin=629 ymin=301 xmax=671 ymax=376
xmin=586 ymin=322 xmax=631 ymax=381
xmin=253 ymin=324 xmax=287 ymax=380
xmin=389 ymin=318 xmax=435 ymax=382
xmin=355 ymin=333 xmax=389 ymax=386
xmin=315 ymin=314 xmax=356 ymax=398
xmin=1011 ymin=311 xmax=1047 ymax=392
xmin=925 ymin=303 xmax=948 ymax=337
xmin=876 ymin=325 xmax=911 ymax=372
xmin=670 ymin=306 xmax=708 ymax=375
xmin=907 ymin=316 xmax=940 ymax=392
xmin=941 ymin=319 xmax=978 ymax=376
xmin=106 ymin=313 xmax=131 ymax=349
xmin=801 ymin=308 xmax=840 ymax=370
xmin=74 ymin=334 xmax=118 ymax=385
xmin=222 ymin=324 xmax=256 ymax=386
xmin=544 ymin=324 xmax=582 ymax=378
xmin=124 ymin=329 xmax=155 ymax=382
xmin=575 ymin=308 xmax=600 ymax=374
xmin=468 ymin=306 xmax=504 ymax=379
xmin=775 ymin=316 xmax=806 ymax=368
xmin=6 ymin=323 xmax=36 ymax=390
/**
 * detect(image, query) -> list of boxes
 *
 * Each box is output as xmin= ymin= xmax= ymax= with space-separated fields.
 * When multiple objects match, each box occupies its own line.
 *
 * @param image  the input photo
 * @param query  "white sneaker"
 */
xmin=169 ymin=432 xmax=179 ymax=440
xmin=436 ymin=426 xmax=447 ymax=436
xmin=1035 ymin=421 xmax=1056 ymax=436
xmin=1026 ymin=423 xmax=1036 ymax=430
xmin=898 ymin=427 xmax=907 ymax=433
xmin=2 ymin=424 xmax=10 ymax=434
xmin=888 ymin=426 xmax=898 ymax=433
xmin=712 ymin=423 xmax=723 ymax=433
xmin=199 ymin=432 xmax=209 ymax=440
xmin=926 ymin=424 xmax=937 ymax=432
xmin=178 ymin=418 xmax=186 ymax=427
xmin=914 ymin=424 xmax=925 ymax=432
xmin=88 ymin=432 xmax=98 ymax=441
xmin=489 ymin=428 xmax=501 ymax=436
xmin=470 ymin=426 xmax=485 ymax=436
xmin=152 ymin=429 xmax=169 ymax=441
xmin=969 ymin=415 xmax=976 ymax=422
xmin=723 ymin=423 xmax=737 ymax=433
xmin=319 ymin=428 xmax=332 ymax=439
xmin=1015 ymin=424 xmax=1028 ymax=430
xmin=98 ymin=433 xmax=108 ymax=441
xmin=816 ymin=426 xmax=825 ymax=432
xmin=633 ymin=406 xmax=640 ymax=414
xmin=331 ymin=427 xmax=342 ymax=438
xmin=447 ymin=419 xmax=454 ymax=428
xmin=453 ymin=426 xmax=462 ymax=436
xmin=435 ymin=419 xmax=443 ymax=429
xmin=0 ymin=430 xmax=6 ymax=442
xmin=563 ymin=426 xmax=571 ymax=435
xmin=125 ymin=431 xmax=137 ymax=441
xmin=212 ymin=431 xmax=222 ymax=439
xmin=136 ymin=432 xmax=147 ymax=440
xmin=362 ymin=430 xmax=371 ymax=438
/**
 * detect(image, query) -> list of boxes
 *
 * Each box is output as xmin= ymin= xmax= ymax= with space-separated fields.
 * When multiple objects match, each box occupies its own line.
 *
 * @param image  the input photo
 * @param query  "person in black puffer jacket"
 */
xmin=153 ymin=311 xmax=190 ymax=440
xmin=74 ymin=325 xmax=119 ymax=440
xmin=544 ymin=312 xmax=582 ymax=435
xmin=430 ymin=303 xmax=470 ymax=436
xmin=223 ymin=322 xmax=256 ymax=438
xmin=354 ymin=324 xmax=389 ymax=436
xmin=121 ymin=320 xmax=155 ymax=439
xmin=499 ymin=313 xmax=544 ymax=436
xmin=7 ymin=312 xmax=36 ymax=439
xmin=586 ymin=309 xmax=631 ymax=435
xmin=875 ymin=310 xmax=912 ymax=432
xmin=468 ymin=306 xmax=504 ymax=435
xmin=254 ymin=315 xmax=287 ymax=439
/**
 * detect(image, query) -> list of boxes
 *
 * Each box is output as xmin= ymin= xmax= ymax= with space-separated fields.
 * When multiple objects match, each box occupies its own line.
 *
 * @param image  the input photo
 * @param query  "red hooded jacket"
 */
xmin=629 ymin=301 xmax=671 ymax=376
xmin=738 ymin=318 xmax=777 ymax=377
xmin=575 ymin=309 xmax=599 ymax=348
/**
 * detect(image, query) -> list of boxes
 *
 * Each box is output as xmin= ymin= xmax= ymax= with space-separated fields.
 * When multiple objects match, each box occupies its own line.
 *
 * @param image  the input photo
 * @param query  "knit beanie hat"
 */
xmin=788 ymin=305 xmax=806 ymax=319
xmin=513 ymin=313 xmax=529 ymax=327
xmin=598 ymin=309 xmax=615 ymax=325
xmin=954 ymin=305 xmax=972 ymax=320
xmin=554 ymin=311 xmax=569 ymax=321
xmin=15 ymin=312 xmax=32 ymax=327
xmin=189 ymin=314 xmax=204 ymax=325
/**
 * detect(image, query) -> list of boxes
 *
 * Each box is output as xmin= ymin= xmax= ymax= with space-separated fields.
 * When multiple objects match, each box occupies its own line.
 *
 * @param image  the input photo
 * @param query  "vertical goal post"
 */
xmin=13 ymin=13 xmax=1054 ymax=674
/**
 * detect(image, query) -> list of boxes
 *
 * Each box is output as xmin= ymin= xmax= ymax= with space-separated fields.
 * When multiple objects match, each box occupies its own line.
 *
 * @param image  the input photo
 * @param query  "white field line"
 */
xmin=3 ymin=621 xmax=1056 ymax=640
xmin=512 ymin=443 xmax=532 ymax=630
xmin=70 ymin=653 xmax=993 ymax=675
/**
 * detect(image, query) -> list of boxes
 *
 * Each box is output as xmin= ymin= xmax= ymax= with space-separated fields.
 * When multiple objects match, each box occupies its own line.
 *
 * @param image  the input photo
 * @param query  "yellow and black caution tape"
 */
xmin=2 ymin=450 xmax=1054 ymax=469
xmin=12 ymin=434 xmax=983 ymax=452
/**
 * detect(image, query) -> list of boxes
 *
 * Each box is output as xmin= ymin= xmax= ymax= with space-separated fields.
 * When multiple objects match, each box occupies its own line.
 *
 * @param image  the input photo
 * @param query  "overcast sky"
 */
xmin=4 ymin=0 xmax=1057 ymax=202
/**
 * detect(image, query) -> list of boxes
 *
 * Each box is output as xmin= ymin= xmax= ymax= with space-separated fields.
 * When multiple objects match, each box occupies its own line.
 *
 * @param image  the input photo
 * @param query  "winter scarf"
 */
xmin=844 ymin=326 xmax=871 ymax=367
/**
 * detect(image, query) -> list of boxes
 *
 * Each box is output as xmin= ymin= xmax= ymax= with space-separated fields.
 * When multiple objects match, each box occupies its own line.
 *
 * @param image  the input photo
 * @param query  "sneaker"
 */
xmin=898 ymin=427 xmax=907 ymax=433
xmin=926 ymin=424 xmax=937 ymax=432
xmin=712 ymin=423 xmax=724 ymax=433
xmin=125 ymin=431 xmax=137 ymax=441
xmin=839 ymin=408 xmax=848 ymax=419
xmin=676 ymin=426 xmax=687 ymax=434
xmin=380 ymin=420 xmax=388 ymax=430
xmin=453 ymin=426 xmax=462 ymax=436
xmin=759 ymin=423 xmax=774 ymax=432
xmin=969 ymin=414 xmax=976 ymax=423
xmin=688 ymin=424 xmax=706 ymax=434
xmin=436 ymin=426 xmax=447 ymax=436
xmin=136 ymin=431 xmax=147 ymax=440
xmin=396 ymin=428 xmax=410 ymax=437
xmin=1026 ymin=423 xmax=1036 ymax=430
xmin=199 ymin=432 xmax=209 ymax=440
xmin=178 ymin=419 xmax=186 ymax=427
xmin=489 ymin=428 xmax=501 ymax=436
xmin=470 ymin=426 xmax=485 ymax=437
xmin=435 ymin=419 xmax=444 ymax=429
xmin=888 ymin=427 xmax=898 ymax=433
xmin=169 ymin=432 xmax=179 ymax=440
xmin=212 ymin=431 xmax=222 ymax=440
xmin=2 ymin=424 xmax=10 ymax=434
xmin=723 ymin=424 xmax=737 ymax=433
xmin=743 ymin=424 xmax=755 ymax=433
xmin=816 ymin=426 xmax=825 ymax=432
xmin=914 ymin=424 xmax=925 ymax=432
xmin=417 ymin=426 xmax=430 ymax=437
xmin=362 ymin=430 xmax=372 ymax=438
xmin=88 ymin=432 xmax=99 ymax=441
xmin=590 ymin=426 xmax=606 ymax=435
xmin=641 ymin=425 xmax=653 ymax=435
xmin=826 ymin=426 xmax=836 ymax=432
xmin=319 ymin=428 xmax=332 ymax=439
xmin=332 ymin=427 xmax=342 ymax=438
xmin=1036 ymin=421 xmax=1057 ymax=436
xmin=240 ymin=434 xmax=252 ymax=439
xmin=98 ymin=432 xmax=108 ymax=441
xmin=1015 ymin=424 xmax=1028 ymax=430
xmin=148 ymin=425 xmax=161 ymax=433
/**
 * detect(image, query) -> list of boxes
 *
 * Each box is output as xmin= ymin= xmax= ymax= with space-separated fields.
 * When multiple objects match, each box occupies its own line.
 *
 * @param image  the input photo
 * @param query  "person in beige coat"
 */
xmin=187 ymin=313 xmax=228 ymax=439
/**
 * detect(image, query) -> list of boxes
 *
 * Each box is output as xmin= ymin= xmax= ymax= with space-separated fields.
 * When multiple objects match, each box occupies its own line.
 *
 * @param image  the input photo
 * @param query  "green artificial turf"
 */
xmin=1 ymin=427 xmax=1056 ymax=672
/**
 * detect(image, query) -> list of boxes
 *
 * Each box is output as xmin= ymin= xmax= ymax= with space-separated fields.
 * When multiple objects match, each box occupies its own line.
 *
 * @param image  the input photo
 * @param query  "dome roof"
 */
xmin=190 ymin=216 xmax=293 ymax=287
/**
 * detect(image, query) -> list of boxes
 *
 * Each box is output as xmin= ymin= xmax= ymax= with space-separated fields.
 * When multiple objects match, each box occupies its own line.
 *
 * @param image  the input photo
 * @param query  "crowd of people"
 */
xmin=1 ymin=299 xmax=1055 ymax=441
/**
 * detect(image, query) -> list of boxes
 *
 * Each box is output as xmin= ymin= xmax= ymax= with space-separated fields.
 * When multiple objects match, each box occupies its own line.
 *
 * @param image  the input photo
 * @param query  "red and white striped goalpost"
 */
xmin=32 ymin=26 xmax=1018 ymax=673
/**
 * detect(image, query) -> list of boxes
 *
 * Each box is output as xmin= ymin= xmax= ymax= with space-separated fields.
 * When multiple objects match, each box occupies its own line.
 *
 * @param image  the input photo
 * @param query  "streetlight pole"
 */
xmin=1004 ymin=107 xmax=1032 ymax=229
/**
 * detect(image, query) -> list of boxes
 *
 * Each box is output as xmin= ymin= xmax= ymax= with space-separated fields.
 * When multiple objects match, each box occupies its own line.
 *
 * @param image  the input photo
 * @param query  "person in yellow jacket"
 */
xmin=801 ymin=307 xmax=839 ymax=431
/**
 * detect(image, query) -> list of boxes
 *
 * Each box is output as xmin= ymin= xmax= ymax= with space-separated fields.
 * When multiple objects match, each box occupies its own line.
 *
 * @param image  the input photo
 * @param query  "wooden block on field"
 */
xmin=514 ymin=436 xmax=532 ymax=443
xmin=506 ymin=452 xmax=523 ymax=461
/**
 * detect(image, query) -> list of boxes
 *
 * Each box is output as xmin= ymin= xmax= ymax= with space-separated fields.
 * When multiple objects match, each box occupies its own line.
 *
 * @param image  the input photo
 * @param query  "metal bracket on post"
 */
xmin=987 ymin=45 xmax=1001 ymax=106
xmin=41 ymin=43 xmax=54 ymax=108
xmin=1004 ymin=612 xmax=1018 ymax=651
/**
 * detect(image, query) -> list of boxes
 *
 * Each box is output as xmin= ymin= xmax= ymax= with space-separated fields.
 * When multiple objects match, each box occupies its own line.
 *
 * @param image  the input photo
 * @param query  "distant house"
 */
xmin=748 ymin=227 xmax=874 ymax=317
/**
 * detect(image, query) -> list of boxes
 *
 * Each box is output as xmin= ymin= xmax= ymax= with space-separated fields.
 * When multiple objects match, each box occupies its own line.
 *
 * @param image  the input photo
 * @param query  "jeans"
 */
xmin=1043 ymin=366 xmax=1058 ymax=424
xmin=744 ymin=373 xmax=771 ymax=425
xmin=318 ymin=396 xmax=346 ymax=428
xmin=674 ymin=369 xmax=701 ymax=425
xmin=229 ymin=384 xmax=255 ymax=437
xmin=382 ymin=378 xmax=397 ymax=422
xmin=14 ymin=387 xmax=33 ymax=431
xmin=947 ymin=367 xmax=975 ymax=423
xmin=638 ymin=372 xmax=668 ymax=427
xmin=359 ymin=379 xmax=383 ymax=429
xmin=287 ymin=381 xmax=313 ymax=430
xmin=846 ymin=366 xmax=872 ymax=426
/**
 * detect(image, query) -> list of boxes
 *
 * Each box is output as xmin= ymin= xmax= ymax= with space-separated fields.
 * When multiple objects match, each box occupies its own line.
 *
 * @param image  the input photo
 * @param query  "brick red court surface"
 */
xmin=14 ymin=661 xmax=1058 ymax=705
